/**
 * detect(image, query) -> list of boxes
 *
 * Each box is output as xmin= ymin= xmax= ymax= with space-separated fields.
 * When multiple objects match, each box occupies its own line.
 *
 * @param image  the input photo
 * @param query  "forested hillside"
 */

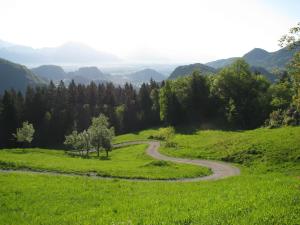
xmin=31 ymin=65 xmax=66 ymax=81
xmin=206 ymin=45 xmax=300 ymax=71
xmin=168 ymin=63 xmax=217 ymax=79
xmin=0 ymin=58 xmax=46 ymax=94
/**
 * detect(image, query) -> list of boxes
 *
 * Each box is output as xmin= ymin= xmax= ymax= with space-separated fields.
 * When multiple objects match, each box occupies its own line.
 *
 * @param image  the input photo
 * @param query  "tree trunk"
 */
xmin=106 ymin=149 xmax=108 ymax=158
xmin=97 ymin=144 xmax=100 ymax=157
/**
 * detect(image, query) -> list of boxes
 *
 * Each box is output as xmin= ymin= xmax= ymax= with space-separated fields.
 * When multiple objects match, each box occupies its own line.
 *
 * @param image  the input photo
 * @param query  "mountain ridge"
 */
xmin=0 ymin=58 xmax=46 ymax=94
xmin=206 ymin=46 xmax=300 ymax=70
xmin=0 ymin=41 xmax=121 ymax=64
xmin=168 ymin=63 xmax=217 ymax=80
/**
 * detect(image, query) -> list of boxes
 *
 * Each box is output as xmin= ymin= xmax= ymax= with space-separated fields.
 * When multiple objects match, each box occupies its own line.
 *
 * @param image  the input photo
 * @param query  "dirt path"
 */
xmin=115 ymin=141 xmax=240 ymax=181
xmin=0 ymin=141 xmax=240 ymax=182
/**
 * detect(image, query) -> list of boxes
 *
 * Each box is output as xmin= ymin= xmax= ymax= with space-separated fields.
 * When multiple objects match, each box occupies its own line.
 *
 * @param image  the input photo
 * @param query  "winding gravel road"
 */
xmin=114 ymin=140 xmax=240 ymax=181
xmin=0 ymin=141 xmax=240 ymax=182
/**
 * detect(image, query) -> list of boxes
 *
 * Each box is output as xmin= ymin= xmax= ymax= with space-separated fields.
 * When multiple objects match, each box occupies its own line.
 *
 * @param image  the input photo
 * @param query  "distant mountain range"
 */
xmin=0 ymin=58 xmax=46 ymax=94
xmin=206 ymin=46 xmax=300 ymax=71
xmin=2 ymin=39 xmax=298 ymax=93
xmin=0 ymin=40 xmax=120 ymax=64
xmin=31 ymin=65 xmax=165 ymax=86
xmin=168 ymin=46 xmax=299 ymax=81
xmin=168 ymin=63 xmax=277 ymax=82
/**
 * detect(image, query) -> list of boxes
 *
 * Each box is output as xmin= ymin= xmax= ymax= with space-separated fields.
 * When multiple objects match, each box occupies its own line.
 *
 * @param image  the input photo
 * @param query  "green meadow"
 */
xmin=0 ymin=126 xmax=300 ymax=224
xmin=0 ymin=144 xmax=210 ymax=180
xmin=0 ymin=172 xmax=299 ymax=225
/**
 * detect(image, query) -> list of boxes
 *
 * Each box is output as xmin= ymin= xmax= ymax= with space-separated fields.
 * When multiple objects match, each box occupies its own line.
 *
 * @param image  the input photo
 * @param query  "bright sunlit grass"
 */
xmin=0 ymin=144 xmax=210 ymax=180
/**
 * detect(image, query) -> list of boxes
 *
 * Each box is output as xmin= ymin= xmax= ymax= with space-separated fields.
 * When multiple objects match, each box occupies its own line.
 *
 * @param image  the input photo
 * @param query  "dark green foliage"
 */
xmin=0 ymin=80 xmax=161 ymax=147
xmin=160 ymin=71 xmax=212 ymax=125
xmin=144 ymin=160 xmax=171 ymax=167
xmin=211 ymin=59 xmax=271 ymax=129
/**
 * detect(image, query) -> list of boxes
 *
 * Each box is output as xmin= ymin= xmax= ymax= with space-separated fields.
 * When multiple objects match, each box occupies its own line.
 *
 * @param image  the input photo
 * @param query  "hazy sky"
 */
xmin=0 ymin=0 xmax=299 ymax=63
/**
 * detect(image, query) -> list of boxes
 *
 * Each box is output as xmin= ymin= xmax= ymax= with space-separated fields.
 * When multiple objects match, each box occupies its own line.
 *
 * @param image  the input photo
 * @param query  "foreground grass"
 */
xmin=0 ymin=144 xmax=210 ymax=180
xmin=0 ymin=172 xmax=299 ymax=225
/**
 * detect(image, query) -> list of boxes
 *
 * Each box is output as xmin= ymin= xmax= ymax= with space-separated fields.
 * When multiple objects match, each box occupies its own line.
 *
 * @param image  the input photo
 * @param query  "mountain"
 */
xmin=67 ymin=67 xmax=111 ymax=81
xmin=0 ymin=42 xmax=120 ymax=64
xmin=31 ymin=65 xmax=66 ymax=81
xmin=168 ymin=63 xmax=217 ymax=79
xmin=206 ymin=57 xmax=239 ymax=69
xmin=243 ymin=46 xmax=300 ymax=70
xmin=126 ymin=69 xmax=166 ymax=83
xmin=206 ymin=46 xmax=300 ymax=71
xmin=0 ymin=58 xmax=46 ymax=94
xmin=250 ymin=66 xmax=277 ymax=82
xmin=0 ymin=40 xmax=13 ymax=48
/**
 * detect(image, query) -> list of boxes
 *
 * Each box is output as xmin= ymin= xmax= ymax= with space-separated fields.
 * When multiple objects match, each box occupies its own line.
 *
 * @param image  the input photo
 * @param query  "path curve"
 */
xmin=0 ymin=141 xmax=240 ymax=182
xmin=114 ymin=141 xmax=240 ymax=182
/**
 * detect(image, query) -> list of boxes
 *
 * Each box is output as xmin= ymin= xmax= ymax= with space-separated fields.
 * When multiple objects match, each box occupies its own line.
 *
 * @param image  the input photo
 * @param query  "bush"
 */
xmin=267 ymin=110 xmax=284 ymax=128
xmin=165 ymin=141 xmax=178 ymax=148
xmin=148 ymin=127 xmax=175 ymax=141
xmin=144 ymin=160 xmax=171 ymax=167
xmin=266 ymin=108 xmax=300 ymax=128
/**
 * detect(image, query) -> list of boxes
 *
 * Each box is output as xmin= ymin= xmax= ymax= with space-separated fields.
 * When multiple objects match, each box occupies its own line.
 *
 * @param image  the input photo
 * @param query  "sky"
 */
xmin=0 ymin=0 xmax=299 ymax=63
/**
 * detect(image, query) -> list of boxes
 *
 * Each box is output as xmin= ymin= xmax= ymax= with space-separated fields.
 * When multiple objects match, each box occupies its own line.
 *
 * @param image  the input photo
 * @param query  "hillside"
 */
xmin=244 ymin=46 xmax=300 ymax=70
xmin=250 ymin=66 xmax=277 ymax=82
xmin=31 ymin=65 xmax=66 ymax=81
xmin=168 ymin=63 xmax=217 ymax=79
xmin=206 ymin=57 xmax=238 ymax=69
xmin=0 ymin=58 xmax=46 ymax=94
xmin=68 ymin=67 xmax=111 ymax=80
xmin=126 ymin=68 xmax=166 ymax=83
xmin=206 ymin=46 xmax=300 ymax=71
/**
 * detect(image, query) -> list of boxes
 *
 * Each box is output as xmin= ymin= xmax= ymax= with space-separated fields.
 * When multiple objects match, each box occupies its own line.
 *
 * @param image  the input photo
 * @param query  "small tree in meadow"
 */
xmin=64 ymin=131 xmax=84 ymax=156
xmin=89 ymin=114 xmax=115 ymax=158
xmin=13 ymin=121 xmax=35 ymax=147
xmin=64 ymin=129 xmax=92 ymax=157
xmin=81 ymin=130 xmax=92 ymax=157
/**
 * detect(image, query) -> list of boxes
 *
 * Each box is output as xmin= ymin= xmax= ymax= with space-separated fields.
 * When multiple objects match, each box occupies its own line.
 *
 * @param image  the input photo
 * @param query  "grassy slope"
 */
xmin=0 ymin=172 xmax=299 ymax=225
xmin=113 ymin=129 xmax=158 ymax=143
xmin=158 ymin=127 xmax=300 ymax=175
xmin=1 ymin=126 xmax=300 ymax=224
xmin=0 ymin=144 xmax=210 ymax=180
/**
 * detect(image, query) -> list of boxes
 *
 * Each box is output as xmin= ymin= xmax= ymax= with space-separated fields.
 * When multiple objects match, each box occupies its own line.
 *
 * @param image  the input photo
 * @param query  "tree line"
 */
xmin=0 ymin=80 xmax=161 ymax=148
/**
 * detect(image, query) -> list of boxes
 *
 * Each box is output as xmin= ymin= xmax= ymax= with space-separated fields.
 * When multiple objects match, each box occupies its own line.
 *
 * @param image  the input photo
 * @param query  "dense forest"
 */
xmin=1 ymin=55 xmax=299 ymax=148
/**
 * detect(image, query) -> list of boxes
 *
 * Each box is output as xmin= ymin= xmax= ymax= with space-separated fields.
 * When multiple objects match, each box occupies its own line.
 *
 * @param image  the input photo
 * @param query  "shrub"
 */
xmin=266 ymin=110 xmax=284 ymax=128
xmin=266 ymin=108 xmax=300 ymax=128
xmin=165 ymin=141 xmax=178 ymax=148
xmin=149 ymin=127 xmax=175 ymax=141
xmin=144 ymin=160 xmax=171 ymax=167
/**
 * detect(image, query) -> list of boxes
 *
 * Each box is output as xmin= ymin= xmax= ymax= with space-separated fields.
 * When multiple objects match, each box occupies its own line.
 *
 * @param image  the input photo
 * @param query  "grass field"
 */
xmin=159 ymin=126 xmax=300 ymax=175
xmin=1 ymin=126 xmax=300 ymax=224
xmin=0 ymin=144 xmax=210 ymax=180
xmin=115 ymin=127 xmax=300 ymax=175
xmin=0 ymin=172 xmax=299 ymax=225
